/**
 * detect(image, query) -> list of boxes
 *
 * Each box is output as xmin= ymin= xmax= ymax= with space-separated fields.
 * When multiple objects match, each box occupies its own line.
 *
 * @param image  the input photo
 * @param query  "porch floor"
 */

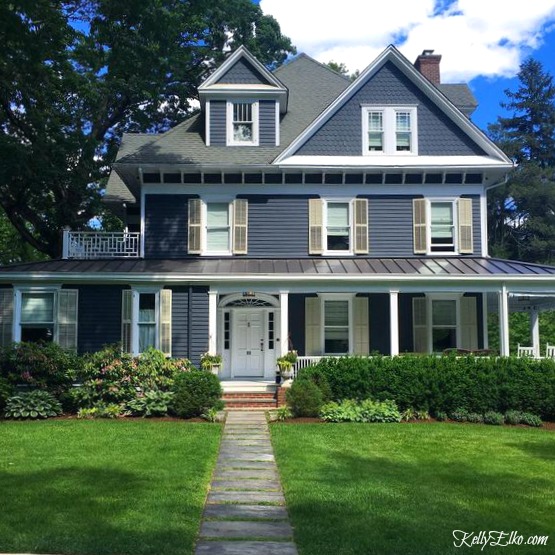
xmin=220 ymin=380 xmax=277 ymax=394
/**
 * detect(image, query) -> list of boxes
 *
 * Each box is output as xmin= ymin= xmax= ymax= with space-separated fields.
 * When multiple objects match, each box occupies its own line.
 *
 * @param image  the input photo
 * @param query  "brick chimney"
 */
xmin=414 ymin=49 xmax=441 ymax=85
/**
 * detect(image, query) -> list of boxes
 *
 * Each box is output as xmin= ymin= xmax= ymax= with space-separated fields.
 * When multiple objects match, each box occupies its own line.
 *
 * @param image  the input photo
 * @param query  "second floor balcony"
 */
xmin=62 ymin=230 xmax=141 ymax=259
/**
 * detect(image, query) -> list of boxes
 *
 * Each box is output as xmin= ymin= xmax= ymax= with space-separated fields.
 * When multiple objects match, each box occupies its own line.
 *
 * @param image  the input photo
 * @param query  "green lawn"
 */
xmin=0 ymin=420 xmax=221 ymax=555
xmin=271 ymin=423 xmax=555 ymax=555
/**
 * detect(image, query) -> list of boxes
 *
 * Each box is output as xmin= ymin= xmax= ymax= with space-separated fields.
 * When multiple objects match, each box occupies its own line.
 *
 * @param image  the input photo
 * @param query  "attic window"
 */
xmin=227 ymin=101 xmax=259 ymax=146
xmin=362 ymin=106 xmax=418 ymax=155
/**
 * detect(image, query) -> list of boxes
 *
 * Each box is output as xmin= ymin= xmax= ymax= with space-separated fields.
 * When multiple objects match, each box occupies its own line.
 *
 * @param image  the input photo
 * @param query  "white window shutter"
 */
xmin=188 ymin=198 xmax=202 ymax=254
xmin=353 ymin=296 xmax=369 ymax=354
xmin=0 ymin=289 xmax=14 ymax=348
xmin=354 ymin=199 xmax=369 ymax=254
xmin=57 ymin=290 xmax=78 ymax=350
xmin=305 ymin=297 xmax=322 ymax=355
xmin=460 ymin=296 xmax=478 ymax=350
xmin=121 ymin=290 xmax=133 ymax=353
xmin=159 ymin=289 xmax=172 ymax=357
xmin=308 ymin=199 xmax=324 ymax=254
xmin=412 ymin=297 xmax=427 ymax=353
xmin=413 ymin=198 xmax=427 ymax=254
xmin=458 ymin=198 xmax=473 ymax=254
xmin=232 ymin=199 xmax=248 ymax=254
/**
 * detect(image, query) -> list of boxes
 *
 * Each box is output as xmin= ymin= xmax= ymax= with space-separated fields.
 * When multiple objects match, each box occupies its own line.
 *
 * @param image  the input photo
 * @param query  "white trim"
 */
xmin=274 ymin=45 xmax=513 ymax=165
xmin=279 ymin=290 xmax=288 ymax=356
xmin=482 ymin=292 xmax=489 ymax=350
xmin=208 ymin=289 xmax=218 ymax=354
xmin=205 ymin=100 xmax=211 ymax=147
xmin=389 ymin=290 xmax=399 ymax=356
xmin=323 ymin=198 xmax=354 ymax=256
xmin=530 ymin=309 xmax=540 ymax=358
xmin=480 ymin=192 xmax=488 ymax=256
xmin=361 ymin=106 xmax=418 ymax=156
xmin=499 ymin=285 xmax=510 ymax=356
xmin=319 ymin=293 xmax=354 ymax=355
xmin=427 ymin=198 xmax=458 ymax=255
xmin=425 ymin=293 xmax=462 ymax=352
xmin=275 ymin=101 xmax=280 ymax=146
xmin=204 ymin=201 xmax=232 ymax=255
xmin=140 ymin=186 xmax=145 ymax=258
xmin=226 ymin=100 xmax=259 ymax=146
xmin=219 ymin=292 xmax=279 ymax=308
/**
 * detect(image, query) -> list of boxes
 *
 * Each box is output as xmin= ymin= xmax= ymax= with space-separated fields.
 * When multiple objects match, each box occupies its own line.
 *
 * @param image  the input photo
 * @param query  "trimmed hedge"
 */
xmin=299 ymin=355 xmax=555 ymax=420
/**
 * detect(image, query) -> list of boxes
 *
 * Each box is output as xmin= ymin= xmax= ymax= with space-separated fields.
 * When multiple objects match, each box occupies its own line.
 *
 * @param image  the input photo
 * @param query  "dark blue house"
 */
xmin=2 ymin=45 xmax=555 ymax=382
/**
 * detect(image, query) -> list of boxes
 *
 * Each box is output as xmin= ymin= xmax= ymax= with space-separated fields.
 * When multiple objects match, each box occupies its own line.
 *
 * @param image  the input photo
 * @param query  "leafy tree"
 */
xmin=487 ymin=58 xmax=555 ymax=263
xmin=325 ymin=60 xmax=359 ymax=81
xmin=0 ymin=0 xmax=295 ymax=259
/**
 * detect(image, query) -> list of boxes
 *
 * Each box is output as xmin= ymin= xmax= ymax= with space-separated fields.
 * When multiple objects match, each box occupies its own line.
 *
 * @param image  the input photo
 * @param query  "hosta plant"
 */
xmin=126 ymin=390 xmax=175 ymax=417
xmin=4 ymin=390 xmax=62 ymax=419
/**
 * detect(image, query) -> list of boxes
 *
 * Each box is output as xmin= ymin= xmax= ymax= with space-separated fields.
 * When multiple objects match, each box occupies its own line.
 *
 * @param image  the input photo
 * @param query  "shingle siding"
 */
xmin=259 ymin=100 xmax=276 ymax=146
xmin=210 ymin=100 xmax=227 ymax=146
xmin=216 ymin=58 xmax=270 ymax=85
xmin=170 ymin=286 xmax=209 ymax=367
xmin=296 ymin=61 xmax=486 ymax=156
xmin=71 ymin=284 xmax=126 ymax=353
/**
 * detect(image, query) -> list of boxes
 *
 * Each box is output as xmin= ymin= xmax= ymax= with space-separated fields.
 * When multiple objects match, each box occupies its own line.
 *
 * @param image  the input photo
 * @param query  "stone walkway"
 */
xmin=195 ymin=411 xmax=298 ymax=555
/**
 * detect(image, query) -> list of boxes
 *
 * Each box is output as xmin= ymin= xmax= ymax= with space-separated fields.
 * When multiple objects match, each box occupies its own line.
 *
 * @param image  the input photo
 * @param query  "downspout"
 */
xmin=187 ymin=285 xmax=192 ymax=360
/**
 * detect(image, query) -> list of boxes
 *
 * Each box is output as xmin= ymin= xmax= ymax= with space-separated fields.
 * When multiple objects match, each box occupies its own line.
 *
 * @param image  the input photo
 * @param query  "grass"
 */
xmin=0 ymin=419 xmax=222 ymax=555
xmin=271 ymin=423 xmax=555 ymax=555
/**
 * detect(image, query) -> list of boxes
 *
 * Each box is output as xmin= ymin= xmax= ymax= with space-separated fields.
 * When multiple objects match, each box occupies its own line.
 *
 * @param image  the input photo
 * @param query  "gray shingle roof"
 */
xmin=2 ymin=257 xmax=555 ymax=279
xmin=437 ymin=84 xmax=478 ymax=116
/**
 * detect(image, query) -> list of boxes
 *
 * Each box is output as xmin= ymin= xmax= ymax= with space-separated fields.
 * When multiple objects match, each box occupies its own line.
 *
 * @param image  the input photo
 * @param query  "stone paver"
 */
xmin=194 ymin=410 xmax=297 ymax=555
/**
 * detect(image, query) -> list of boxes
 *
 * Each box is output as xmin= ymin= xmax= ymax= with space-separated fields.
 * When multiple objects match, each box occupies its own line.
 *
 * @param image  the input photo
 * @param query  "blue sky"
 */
xmin=259 ymin=0 xmax=555 ymax=132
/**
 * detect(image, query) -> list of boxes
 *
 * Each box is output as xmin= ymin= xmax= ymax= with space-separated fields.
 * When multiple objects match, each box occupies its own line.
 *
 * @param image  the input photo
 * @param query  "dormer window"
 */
xmin=362 ymin=106 xmax=417 ymax=155
xmin=227 ymin=101 xmax=259 ymax=146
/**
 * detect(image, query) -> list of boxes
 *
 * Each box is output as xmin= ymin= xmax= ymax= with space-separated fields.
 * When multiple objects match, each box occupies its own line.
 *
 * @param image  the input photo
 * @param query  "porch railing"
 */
xmin=293 ymin=356 xmax=343 ymax=378
xmin=62 ymin=230 xmax=141 ymax=259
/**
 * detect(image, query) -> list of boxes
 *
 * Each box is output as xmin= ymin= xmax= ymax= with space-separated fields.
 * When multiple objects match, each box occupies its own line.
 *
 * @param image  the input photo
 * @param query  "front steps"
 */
xmin=221 ymin=380 xmax=278 ymax=410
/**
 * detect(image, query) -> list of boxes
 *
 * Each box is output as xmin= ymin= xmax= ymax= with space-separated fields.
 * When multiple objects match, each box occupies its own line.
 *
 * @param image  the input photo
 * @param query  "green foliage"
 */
xmin=519 ymin=412 xmax=543 ymax=427
xmin=320 ymin=399 xmax=401 ymax=423
xmin=303 ymin=355 xmax=555 ymax=420
xmin=435 ymin=410 xmax=448 ymax=421
xmin=450 ymin=408 xmax=470 ymax=422
xmin=401 ymin=408 xmax=430 ymax=421
xmin=483 ymin=411 xmax=505 ymax=425
xmin=275 ymin=405 xmax=293 ymax=421
xmin=466 ymin=412 xmax=485 ymax=424
xmin=201 ymin=407 xmax=220 ymax=423
xmin=169 ymin=370 xmax=222 ymax=419
xmin=0 ymin=342 xmax=80 ymax=396
xmin=76 ymin=345 xmax=190 ymax=409
xmin=286 ymin=379 xmax=324 ymax=417
xmin=77 ymin=403 xmax=125 ymax=419
xmin=504 ymin=409 xmax=524 ymax=425
xmin=0 ymin=1 xmax=295 ymax=258
xmin=0 ymin=376 xmax=13 ymax=412
xmin=126 ymin=390 xmax=175 ymax=417
xmin=4 ymin=390 xmax=62 ymax=419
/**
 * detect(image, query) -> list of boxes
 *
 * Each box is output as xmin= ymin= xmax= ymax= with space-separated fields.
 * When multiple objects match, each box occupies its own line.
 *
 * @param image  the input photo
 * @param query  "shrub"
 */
xmin=286 ymin=379 xmax=324 ymax=417
xmin=0 ymin=376 xmax=14 ymax=413
xmin=126 ymin=390 xmax=175 ymax=417
xmin=77 ymin=403 xmax=125 ymax=419
xmin=504 ymin=410 xmax=524 ymax=425
xmin=274 ymin=405 xmax=293 ymax=421
xmin=450 ymin=408 xmax=470 ymax=422
xmin=320 ymin=399 xmax=401 ymax=423
xmin=303 ymin=355 xmax=555 ymax=420
xmin=467 ymin=412 xmax=484 ymax=424
xmin=0 ymin=342 xmax=80 ymax=396
xmin=519 ymin=412 xmax=543 ymax=427
xmin=435 ymin=410 xmax=448 ymax=421
xmin=484 ymin=411 xmax=505 ymax=425
xmin=4 ymin=390 xmax=62 ymax=419
xmin=169 ymin=370 xmax=222 ymax=419
xmin=401 ymin=408 xmax=430 ymax=421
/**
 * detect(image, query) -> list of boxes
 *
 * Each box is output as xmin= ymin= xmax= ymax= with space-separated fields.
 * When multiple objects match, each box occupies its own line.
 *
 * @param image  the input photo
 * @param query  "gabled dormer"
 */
xmin=199 ymin=46 xmax=288 ymax=147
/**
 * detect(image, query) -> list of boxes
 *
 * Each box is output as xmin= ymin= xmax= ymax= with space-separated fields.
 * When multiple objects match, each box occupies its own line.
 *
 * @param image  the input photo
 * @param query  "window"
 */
xmin=308 ymin=199 xmax=368 ymax=255
xmin=326 ymin=202 xmax=350 ymax=251
xmin=431 ymin=299 xmax=457 ymax=351
xmin=20 ymin=292 xmax=55 ymax=342
xmin=324 ymin=299 xmax=350 ymax=354
xmin=122 ymin=289 xmax=172 ymax=356
xmin=430 ymin=201 xmax=455 ymax=252
xmin=206 ymin=203 xmax=231 ymax=253
xmin=362 ymin=106 xmax=417 ymax=154
xmin=227 ymin=101 xmax=258 ymax=146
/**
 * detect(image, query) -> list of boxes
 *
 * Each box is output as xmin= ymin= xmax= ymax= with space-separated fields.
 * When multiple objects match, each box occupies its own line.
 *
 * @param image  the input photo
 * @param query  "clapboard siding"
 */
xmin=209 ymin=100 xmax=227 ymax=145
xmin=368 ymin=293 xmax=390 ymax=354
xmin=239 ymin=195 xmax=313 ymax=256
xmin=288 ymin=293 xmax=314 ymax=356
xmin=216 ymin=58 xmax=270 ymax=85
xmin=144 ymin=195 xmax=195 ymax=258
xmin=259 ymin=100 xmax=276 ymax=145
xmin=297 ymin=61 xmax=486 ymax=157
xmin=170 ymin=286 xmax=209 ymax=367
xmin=71 ymin=284 xmax=126 ymax=354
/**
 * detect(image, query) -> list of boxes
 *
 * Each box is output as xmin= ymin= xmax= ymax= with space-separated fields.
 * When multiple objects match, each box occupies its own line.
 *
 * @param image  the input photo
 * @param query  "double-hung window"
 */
xmin=20 ymin=292 xmax=55 ymax=343
xmin=138 ymin=293 xmax=157 ymax=352
xmin=324 ymin=299 xmax=350 ymax=354
xmin=227 ymin=101 xmax=259 ymax=146
xmin=326 ymin=202 xmax=351 ymax=252
xmin=431 ymin=299 xmax=457 ymax=351
xmin=430 ymin=201 xmax=455 ymax=252
xmin=362 ymin=106 xmax=417 ymax=154
xmin=206 ymin=203 xmax=231 ymax=253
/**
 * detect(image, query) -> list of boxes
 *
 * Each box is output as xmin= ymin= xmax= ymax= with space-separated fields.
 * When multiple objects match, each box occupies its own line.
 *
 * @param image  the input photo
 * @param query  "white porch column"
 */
xmin=482 ymin=293 xmax=489 ymax=350
xmin=208 ymin=290 xmax=218 ymax=354
xmin=498 ymin=285 xmax=510 ymax=356
xmin=279 ymin=290 xmax=289 ymax=356
xmin=530 ymin=308 xmax=540 ymax=358
xmin=389 ymin=290 xmax=399 ymax=356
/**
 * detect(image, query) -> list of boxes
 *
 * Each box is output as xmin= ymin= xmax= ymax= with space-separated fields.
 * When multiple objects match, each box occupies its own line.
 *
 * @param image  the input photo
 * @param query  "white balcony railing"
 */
xmin=62 ymin=230 xmax=141 ymax=259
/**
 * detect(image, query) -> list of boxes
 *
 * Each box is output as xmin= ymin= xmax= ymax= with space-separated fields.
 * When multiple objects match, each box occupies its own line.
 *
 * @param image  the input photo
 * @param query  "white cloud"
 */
xmin=260 ymin=0 xmax=555 ymax=81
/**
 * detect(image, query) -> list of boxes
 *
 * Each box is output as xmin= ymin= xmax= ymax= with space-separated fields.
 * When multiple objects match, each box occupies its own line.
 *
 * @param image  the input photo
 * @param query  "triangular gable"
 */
xmin=199 ymin=45 xmax=287 ymax=91
xmin=275 ymin=45 xmax=511 ymax=164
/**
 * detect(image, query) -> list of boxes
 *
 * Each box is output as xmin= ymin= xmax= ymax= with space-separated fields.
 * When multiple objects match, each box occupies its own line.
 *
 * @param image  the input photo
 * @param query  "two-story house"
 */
xmin=2 ymin=44 xmax=555 ymax=383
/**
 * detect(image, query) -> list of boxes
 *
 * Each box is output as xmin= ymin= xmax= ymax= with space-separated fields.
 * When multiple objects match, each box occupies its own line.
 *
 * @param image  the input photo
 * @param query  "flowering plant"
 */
xmin=200 ymin=352 xmax=222 ymax=370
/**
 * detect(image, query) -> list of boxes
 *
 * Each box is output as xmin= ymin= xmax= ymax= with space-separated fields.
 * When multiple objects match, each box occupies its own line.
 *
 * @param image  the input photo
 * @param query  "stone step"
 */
xmin=203 ymin=503 xmax=288 ymax=520
xmin=211 ymin=479 xmax=281 ymax=490
xmin=200 ymin=520 xmax=293 ymax=539
xmin=213 ymin=469 xmax=279 ymax=480
xmin=196 ymin=540 xmax=298 ymax=555
xmin=207 ymin=490 xmax=285 ymax=504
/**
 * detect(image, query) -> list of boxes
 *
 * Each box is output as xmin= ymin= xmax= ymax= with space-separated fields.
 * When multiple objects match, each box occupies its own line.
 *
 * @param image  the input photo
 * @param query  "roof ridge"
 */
xmin=274 ymin=52 xmax=351 ymax=83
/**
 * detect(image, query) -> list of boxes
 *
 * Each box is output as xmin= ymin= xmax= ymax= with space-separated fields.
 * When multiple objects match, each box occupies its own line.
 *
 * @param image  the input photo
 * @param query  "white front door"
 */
xmin=232 ymin=310 xmax=265 ymax=377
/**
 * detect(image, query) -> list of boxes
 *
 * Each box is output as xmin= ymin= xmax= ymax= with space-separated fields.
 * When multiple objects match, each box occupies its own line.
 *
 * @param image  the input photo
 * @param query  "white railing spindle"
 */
xmin=64 ymin=232 xmax=141 ymax=259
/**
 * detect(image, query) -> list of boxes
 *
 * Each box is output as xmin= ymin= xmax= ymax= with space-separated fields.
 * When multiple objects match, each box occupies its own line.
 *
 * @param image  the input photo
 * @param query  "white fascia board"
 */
xmin=274 ymin=45 xmax=513 ymax=165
